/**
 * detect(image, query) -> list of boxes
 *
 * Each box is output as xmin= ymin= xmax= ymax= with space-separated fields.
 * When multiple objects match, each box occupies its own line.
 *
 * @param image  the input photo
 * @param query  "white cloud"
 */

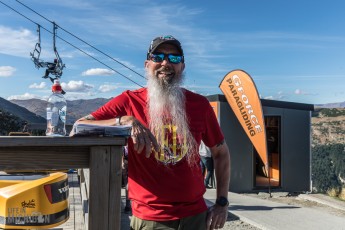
xmin=294 ymin=89 xmax=318 ymax=96
xmin=263 ymin=91 xmax=287 ymax=101
xmin=61 ymin=80 xmax=94 ymax=92
xmin=98 ymin=84 xmax=118 ymax=93
xmin=0 ymin=66 xmax=16 ymax=77
xmin=0 ymin=26 xmax=35 ymax=57
xmin=29 ymin=82 xmax=47 ymax=89
xmin=82 ymin=68 xmax=115 ymax=76
xmin=264 ymin=96 xmax=274 ymax=100
xmin=295 ymin=89 xmax=310 ymax=95
xmin=63 ymin=90 xmax=98 ymax=100
xmin=7 ymin=93 xmax=39 ymax=100
xmin=295 ymin=89 xmax=303 ymax=95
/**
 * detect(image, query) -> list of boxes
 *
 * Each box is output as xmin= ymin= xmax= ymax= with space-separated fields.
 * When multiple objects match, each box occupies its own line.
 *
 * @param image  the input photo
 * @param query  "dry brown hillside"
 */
xmin=312 ymin=108 xmax=345 ymax=146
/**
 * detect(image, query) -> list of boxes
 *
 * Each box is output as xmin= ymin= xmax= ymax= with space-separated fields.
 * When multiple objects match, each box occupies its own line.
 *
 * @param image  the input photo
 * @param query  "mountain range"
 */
xmin=315 ymin=101 xmax=345 ymax=108
xmin=0 ymin=97 xmax=110 ymax=125
xmin=1 ymin=96 xmax=344 ymax=127
xmin=0 ymin=97 xmax=46 ymax=124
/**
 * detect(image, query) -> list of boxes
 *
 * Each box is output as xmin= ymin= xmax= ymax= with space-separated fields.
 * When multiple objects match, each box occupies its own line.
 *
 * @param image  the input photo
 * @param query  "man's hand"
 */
xmin=70 ymin=114 xmax=159 ymax=157
xmin=207 ymin=141 xmax=230 ymax=229
xmin=121 ymin=116 xmax=159 ymax=157
xmin=206 ymin=204 xmax=228 ymax=230
xmin=69 ymin=114 xmax=95 ymax=137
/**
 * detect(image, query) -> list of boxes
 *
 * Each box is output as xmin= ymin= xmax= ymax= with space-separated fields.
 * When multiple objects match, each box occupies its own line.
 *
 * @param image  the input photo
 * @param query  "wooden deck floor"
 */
xmin=52 ymin=173 xmax=131 ymax=230
xmin=52 ymin=173 xmax=85 ymax=230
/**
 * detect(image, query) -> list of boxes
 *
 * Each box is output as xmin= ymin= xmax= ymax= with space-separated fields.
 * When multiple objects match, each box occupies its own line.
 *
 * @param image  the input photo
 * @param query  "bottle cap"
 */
xmin=52 ymin=79 xmax=62 ymax=92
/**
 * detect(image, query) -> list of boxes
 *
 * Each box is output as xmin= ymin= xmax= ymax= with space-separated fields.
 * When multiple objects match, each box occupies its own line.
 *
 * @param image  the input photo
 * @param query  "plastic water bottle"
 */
xmin=46 ymin=79 xmax=67 ymax=136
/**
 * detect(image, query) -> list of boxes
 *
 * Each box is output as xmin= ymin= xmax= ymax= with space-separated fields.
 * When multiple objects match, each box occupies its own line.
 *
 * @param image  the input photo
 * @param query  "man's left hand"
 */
xmin=206 ymin=204 xmax=228 ymax=230
xmin=121 ymin=116 xmax=159 ymax=157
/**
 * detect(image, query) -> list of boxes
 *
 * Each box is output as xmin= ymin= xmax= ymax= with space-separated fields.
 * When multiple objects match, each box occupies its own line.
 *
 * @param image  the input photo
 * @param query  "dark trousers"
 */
xmin=200 ymin=156 xmax=214 ymax=186
xmin=130 ymin=211 xmax=207 ymax=230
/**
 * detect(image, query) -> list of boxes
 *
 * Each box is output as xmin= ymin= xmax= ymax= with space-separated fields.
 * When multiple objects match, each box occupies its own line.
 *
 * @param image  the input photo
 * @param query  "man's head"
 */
xmin=145 ymin=35 xmax=197 ymax=166
xmin=145 ymin=35 xmax=185 ymax=87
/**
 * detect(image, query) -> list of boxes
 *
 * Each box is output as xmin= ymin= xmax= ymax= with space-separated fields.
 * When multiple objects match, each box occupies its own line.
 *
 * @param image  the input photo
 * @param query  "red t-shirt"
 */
xmin=92 ymin=88 xmax=224 ymax=220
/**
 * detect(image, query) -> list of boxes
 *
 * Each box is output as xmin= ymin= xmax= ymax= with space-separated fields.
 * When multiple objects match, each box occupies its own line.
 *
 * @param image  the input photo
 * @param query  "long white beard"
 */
xmin=146 ymin=71 xmax=197 ymax=166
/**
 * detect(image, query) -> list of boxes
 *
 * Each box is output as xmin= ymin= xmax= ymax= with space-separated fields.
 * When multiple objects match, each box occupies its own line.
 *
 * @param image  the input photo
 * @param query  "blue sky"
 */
xmin=0 ymin=0 xmax=345 ymax=104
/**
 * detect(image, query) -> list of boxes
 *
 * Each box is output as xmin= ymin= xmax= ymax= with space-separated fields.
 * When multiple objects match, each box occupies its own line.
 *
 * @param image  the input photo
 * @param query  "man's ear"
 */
xmin=181 ymin=63 xmax=185 ymax=71
xmin=144 ymin=60 xmax=149 ymax=68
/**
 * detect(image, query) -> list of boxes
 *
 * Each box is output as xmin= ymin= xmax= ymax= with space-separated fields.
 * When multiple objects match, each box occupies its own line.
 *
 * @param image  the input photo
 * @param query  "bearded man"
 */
xmin=72 ymin=35 xmax=230 ymax=230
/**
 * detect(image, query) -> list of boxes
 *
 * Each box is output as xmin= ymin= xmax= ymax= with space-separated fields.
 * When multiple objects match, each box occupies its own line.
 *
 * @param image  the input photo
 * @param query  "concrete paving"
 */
xmin=204 ymin=189 xmax=345 ymax=230
xmin=121 ymin=188 xmax=345 ymax=230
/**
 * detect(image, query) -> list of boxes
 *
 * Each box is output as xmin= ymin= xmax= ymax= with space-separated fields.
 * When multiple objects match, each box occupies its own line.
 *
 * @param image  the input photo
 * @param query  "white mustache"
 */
xmin=157 ymin=67 xmax=175 ymax=74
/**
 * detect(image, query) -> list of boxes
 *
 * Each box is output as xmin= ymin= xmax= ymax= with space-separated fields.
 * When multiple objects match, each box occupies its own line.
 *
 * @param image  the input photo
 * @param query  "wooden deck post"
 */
xmin=89 ymin=146 xmax=122 ymax=230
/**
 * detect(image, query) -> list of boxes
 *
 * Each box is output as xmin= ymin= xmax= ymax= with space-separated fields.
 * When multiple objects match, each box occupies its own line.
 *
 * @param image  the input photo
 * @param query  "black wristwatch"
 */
xmin=216 ymin=196 xmax=229 ymax=207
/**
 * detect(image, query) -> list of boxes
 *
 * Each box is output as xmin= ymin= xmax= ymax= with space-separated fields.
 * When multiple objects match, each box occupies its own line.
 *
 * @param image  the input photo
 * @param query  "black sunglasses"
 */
xmin=149 ymin=53 xmax=184 ymax=64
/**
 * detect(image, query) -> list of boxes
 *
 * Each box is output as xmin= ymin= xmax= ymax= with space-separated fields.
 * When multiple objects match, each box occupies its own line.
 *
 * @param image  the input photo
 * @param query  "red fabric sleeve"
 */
xmin=91 ymin=93 xmax=129 ymax=120
xmin=202 ymin=100 xmax=224 ymax=148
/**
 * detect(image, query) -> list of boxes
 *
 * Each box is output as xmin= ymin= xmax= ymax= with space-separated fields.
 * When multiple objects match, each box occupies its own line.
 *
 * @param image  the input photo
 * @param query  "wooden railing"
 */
xmin=0 ymin=136 xmax=126 ymax=230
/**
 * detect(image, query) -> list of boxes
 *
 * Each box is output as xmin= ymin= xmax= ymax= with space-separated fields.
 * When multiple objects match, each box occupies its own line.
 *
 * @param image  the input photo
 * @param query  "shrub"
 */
xmin=326 ymin=187 xmax=340 ymax=197
xmin=0 ymin=109 xmax=24 ymax=135
xmin=312 ymin=144 xmax=344 ymax=193
xmin=338 ymin=187 xmax=345 ymax=201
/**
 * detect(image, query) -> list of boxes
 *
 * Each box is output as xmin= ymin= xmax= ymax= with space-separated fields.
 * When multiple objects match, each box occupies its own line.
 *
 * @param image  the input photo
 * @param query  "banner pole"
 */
xmin=267 ymin=160 xmax=272 ymax=198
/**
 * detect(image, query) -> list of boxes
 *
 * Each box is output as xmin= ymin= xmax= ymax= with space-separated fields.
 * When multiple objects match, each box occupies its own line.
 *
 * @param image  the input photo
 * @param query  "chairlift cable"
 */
xmin=15 ymin=0 xmax=147 ymax=80
xmin=0 ymin=0 xmax=38 ymax=26
xmin=43 ymin=24 xmax=144 ymax=87
xmin=0 ymin=0 xmax=145 ymax=88
xmin=56 ymin=25 xmax=147 ymax=80
xmin=54 ymin=33 xmax=145 ymax=87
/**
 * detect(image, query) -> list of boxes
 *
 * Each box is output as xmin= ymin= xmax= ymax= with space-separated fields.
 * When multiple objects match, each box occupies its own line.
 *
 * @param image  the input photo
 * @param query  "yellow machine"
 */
xmin=0 ymin=172 xmax=69 ymax=229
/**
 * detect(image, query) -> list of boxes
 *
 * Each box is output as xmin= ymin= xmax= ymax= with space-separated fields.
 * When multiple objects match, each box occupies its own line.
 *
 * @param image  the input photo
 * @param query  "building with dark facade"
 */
xmin=206 ymin=94 xmax=314 ymax=193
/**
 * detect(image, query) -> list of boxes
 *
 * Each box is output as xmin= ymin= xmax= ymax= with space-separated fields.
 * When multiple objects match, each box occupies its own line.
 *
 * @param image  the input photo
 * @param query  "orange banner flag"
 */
xmin=219 ymin=69 xmax=268 ymax=174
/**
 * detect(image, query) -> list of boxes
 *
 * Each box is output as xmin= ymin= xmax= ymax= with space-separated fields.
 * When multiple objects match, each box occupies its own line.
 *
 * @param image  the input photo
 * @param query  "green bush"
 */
xmin=0 ymin=109 xmax=24 ymax=135
xmin=313 ymin=108 xmax=345 ymax=117
xmin=312 ymin=144 xmax=345 ymax=193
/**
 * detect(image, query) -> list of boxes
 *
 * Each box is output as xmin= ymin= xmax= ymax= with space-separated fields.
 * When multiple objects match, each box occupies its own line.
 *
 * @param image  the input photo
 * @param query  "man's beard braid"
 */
xmin=146 ymin=70 xmax=198 ymax=167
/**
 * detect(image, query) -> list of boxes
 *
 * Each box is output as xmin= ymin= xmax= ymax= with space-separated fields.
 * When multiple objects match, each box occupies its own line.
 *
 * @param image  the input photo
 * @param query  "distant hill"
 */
xmin=10 ymin=98 xmax=111 ymax=125
xmin=312 ymin=108 xmax=345 ymax=146
xmin=0 ymin=97 xmax=46 ymax=124
xmin=65 ymin=98 xmax=111 ymax=124
xmin=10 ymin=98 xmax=47 ymax=120
xmin=315 ymin=101 xmax=345 ymax=108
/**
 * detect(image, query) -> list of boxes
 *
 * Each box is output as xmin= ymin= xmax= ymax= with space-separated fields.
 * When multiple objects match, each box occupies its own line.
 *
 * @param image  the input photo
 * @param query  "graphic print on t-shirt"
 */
xmin=154 ymin=123 xmax=188 ymax=165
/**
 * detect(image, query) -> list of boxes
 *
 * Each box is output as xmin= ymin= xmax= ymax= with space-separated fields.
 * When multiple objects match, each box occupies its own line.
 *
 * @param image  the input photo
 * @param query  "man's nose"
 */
xmin=160 ymin=58 xmax=171 ymax=66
